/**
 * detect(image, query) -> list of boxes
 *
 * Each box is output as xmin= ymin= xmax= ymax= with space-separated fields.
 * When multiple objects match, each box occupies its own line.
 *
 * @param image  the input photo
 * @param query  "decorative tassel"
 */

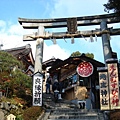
xmin=63 ymin=37 xmax=67 ymax=43
xmin=81 ymin=34 xmax=87 ymax=41
xmin=90 ymin=35 xmax=94 ymax=42
xmin=95 ymin=34 xmax=97 ymax=42
xmin=71 ymin=37 xmax=74 ymax=44
xmin=53 ymin=38 xmax=57 ymax=44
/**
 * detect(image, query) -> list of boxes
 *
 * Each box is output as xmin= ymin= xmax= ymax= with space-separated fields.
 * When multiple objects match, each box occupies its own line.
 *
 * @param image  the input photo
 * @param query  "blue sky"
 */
xmin=1 ymin=0 xmax=120 ymax=63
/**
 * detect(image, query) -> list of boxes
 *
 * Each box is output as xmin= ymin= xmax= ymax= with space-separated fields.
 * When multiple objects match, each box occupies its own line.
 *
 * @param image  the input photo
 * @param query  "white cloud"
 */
xmin=0 ymin=20 xmax=6 ymax=28
xmin=0 ymin=20 xmax=70 ymax=62
xmin=43 ymin=44 xmax=70 ymax=61
xmin=7 ymin=24 xmax=23 ymax=35
xmin=48 ymin=0 xmax=110 ymax=63
xmin=1 ymin=0 xmax=119 ymax=64
xmin=51 ymin=0 xmax=108 ymax=18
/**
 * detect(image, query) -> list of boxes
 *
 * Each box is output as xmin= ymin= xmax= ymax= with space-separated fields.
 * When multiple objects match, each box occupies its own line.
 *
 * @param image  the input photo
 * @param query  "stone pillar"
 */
xmin=34 ymin=26 xmax=44 ymax=73
xmin=100 ymin=20 xmax=112 ymax=65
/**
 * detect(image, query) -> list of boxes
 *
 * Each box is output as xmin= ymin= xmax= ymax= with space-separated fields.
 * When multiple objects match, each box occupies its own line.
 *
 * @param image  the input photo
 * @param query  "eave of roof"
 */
xmin=42 ymin=58 xmax=63 ymax=67
xmin=4 ymin=44 xmax=35 ymax=66
xmin=49 ymin=54 xmax=105 ymax=72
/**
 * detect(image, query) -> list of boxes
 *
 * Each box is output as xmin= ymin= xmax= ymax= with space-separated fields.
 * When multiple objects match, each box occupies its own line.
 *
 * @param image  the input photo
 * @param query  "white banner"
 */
xmin=33 ymin=72 xmax=43 ymax=106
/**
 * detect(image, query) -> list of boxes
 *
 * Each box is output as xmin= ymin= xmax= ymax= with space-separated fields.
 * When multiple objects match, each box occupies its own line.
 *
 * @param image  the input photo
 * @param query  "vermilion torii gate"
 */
xmin=18 ymin=13 xmax=120 ymax=73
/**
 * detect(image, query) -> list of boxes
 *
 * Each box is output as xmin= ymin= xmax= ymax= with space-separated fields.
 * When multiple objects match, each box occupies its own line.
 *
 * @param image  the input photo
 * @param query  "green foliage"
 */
xmin=70 ymin=51 xmax=94 ymax=59
xmin=104 ymin=0 xmax=120 ymax=14
xmin=85 ymin=53 xmax=94 ymax=59
xmin=0 ymin=51 xmax=23 ymax=72
xmin=0 ymin=51 xmax=32 ymax=98
xmin=23 ymin=106 xmax=43 ymax=120
xmin=16 ymin=115 xmax=23 ymax=120
xmin=11 ymin=69 xmax=32 ymax=90
xmin=70 ymin=51 xmax=81 ymax=57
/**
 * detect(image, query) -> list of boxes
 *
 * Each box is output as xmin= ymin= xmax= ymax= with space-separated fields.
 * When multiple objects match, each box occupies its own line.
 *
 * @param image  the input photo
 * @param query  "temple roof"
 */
xmin=49 ymin=54 xmax=105 ymax=73
xmin=4 ymin=44 xmax=34 ymax=69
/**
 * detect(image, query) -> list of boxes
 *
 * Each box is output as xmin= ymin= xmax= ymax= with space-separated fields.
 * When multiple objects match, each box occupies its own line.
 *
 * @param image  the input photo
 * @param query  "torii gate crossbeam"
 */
xmin=18 ymin=13 xmax=120 ymax=29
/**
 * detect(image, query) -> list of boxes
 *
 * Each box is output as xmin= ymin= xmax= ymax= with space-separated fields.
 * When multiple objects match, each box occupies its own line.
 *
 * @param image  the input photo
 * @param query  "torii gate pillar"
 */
xmin=34 ymin=26 xmax=44 ymax=73
xmin=100 ymin=20 xmax=112 ymax=65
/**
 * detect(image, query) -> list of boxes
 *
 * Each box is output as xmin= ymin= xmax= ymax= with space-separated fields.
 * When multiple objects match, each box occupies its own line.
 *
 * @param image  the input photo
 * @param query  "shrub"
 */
xmin=110 ymin=110 xmax=120 ymax=120
xmin=23 ymin=106 xmax=43 ymax=120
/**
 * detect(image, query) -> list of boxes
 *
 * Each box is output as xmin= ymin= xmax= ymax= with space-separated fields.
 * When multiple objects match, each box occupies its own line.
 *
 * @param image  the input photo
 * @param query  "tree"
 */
xmin=70 ymin=51 xmax=94 ymax=59
xmin=85 ymin=53 xmax=94 ymax=59
xmin=0 ymin=51 xmax=32 ymax=98
xmin=70 ymin=51 xmax=81 ymax=57
xmin=104 ymin=0 xmax=120 ymax=14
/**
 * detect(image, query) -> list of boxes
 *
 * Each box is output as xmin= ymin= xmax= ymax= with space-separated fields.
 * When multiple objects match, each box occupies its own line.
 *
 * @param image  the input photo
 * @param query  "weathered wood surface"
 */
xmin=23 ymin=28 xmax=120 ymax=41
xmin=18 ymin=13 xmax=120 ymax=29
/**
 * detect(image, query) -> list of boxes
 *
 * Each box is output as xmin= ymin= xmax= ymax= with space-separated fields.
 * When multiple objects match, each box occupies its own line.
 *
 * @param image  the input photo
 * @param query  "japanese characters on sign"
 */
xmin=107 ymin=62 xmax=120 ymax=110
xmin=33 ymin=72 xmax=43 ymax=106
xmin=98 ymin=59 xmax=120 ymax=110
xmin=98 ymin=68 xmax=110 ymax=110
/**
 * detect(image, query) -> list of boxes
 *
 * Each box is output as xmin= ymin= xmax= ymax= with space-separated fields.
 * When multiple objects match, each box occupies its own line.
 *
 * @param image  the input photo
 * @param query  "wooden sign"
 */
xmin=107 ymin=61 xmax=120 ymax=110
xmin=32 ymin=72 xmax=43 ymax=106
xmin=98 ymin=67 xmax=110 ymax=110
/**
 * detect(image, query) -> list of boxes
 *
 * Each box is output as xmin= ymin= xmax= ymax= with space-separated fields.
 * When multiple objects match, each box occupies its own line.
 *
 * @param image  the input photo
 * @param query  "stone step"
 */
xmin=41 ymin=93 xmax=104 ymax=120
xmin=47 ymin=118 xmax=98 ymax=120
xmin=51 ymin=109 xmax=97 ymax=113
xmin=50 ymin=112 xmax=98 ymax=116
xmin=41 ymin=109 xmax=104 ymax=120
xmin=47 ymin=116 xmax=98 ymax=120
xmin=48 ymin=114 xmax=98 ymax=119
xmin=43 ymin=99 xmax=53 ymax=102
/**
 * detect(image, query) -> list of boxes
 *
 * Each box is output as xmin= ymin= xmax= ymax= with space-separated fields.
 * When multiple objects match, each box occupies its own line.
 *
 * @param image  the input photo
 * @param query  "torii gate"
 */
xmin=18 ymin=13 xmax=120 ymax=73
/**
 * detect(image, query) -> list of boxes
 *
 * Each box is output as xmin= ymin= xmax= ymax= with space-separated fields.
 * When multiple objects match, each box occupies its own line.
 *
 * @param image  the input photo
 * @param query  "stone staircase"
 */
xmin=42 ymin=93 xmax=56 ymax=109
xmin=40 ymin=93 xmax=105 ymax=120
xmin=45 ymin=108 xmax=104 ymax=120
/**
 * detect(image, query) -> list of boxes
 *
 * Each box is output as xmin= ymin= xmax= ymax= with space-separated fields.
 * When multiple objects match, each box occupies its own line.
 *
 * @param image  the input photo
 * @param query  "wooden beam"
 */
xmin=18 ymin=13 xmax=120 ymax=29
xmin=23 ymin=28 xmax=120 ymax=41
xmin=18 ymin=13 xmax=118 ymax=24
xmin=20 ymin=17 xmax=120 ymax=29
xmin=23 ymin=33 xmax=37 ymax=41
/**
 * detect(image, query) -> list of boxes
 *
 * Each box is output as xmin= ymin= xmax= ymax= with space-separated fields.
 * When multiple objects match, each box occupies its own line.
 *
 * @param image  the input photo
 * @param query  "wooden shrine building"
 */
xmin=48 ymin=54 xmax=105 ymax=109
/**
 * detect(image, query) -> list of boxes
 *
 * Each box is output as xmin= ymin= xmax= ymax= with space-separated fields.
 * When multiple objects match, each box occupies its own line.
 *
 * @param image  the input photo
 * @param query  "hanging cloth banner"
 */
xmin=107 ymin=59 xmax=120 ymax=110
xmin=76 ymin=61 xmax=93 ymax=77
xmin=98 ymin=67 xmax=110 ymax=110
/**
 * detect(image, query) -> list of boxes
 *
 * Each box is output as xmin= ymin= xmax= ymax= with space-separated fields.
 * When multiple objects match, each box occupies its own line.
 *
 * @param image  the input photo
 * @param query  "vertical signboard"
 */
xmin=98 ymin=67 xmax=110 ymax=110
xmin=33 ymin=72 xmax=43 ymax=106
xmin=107 ymin=59 xmax=120 ymax=110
